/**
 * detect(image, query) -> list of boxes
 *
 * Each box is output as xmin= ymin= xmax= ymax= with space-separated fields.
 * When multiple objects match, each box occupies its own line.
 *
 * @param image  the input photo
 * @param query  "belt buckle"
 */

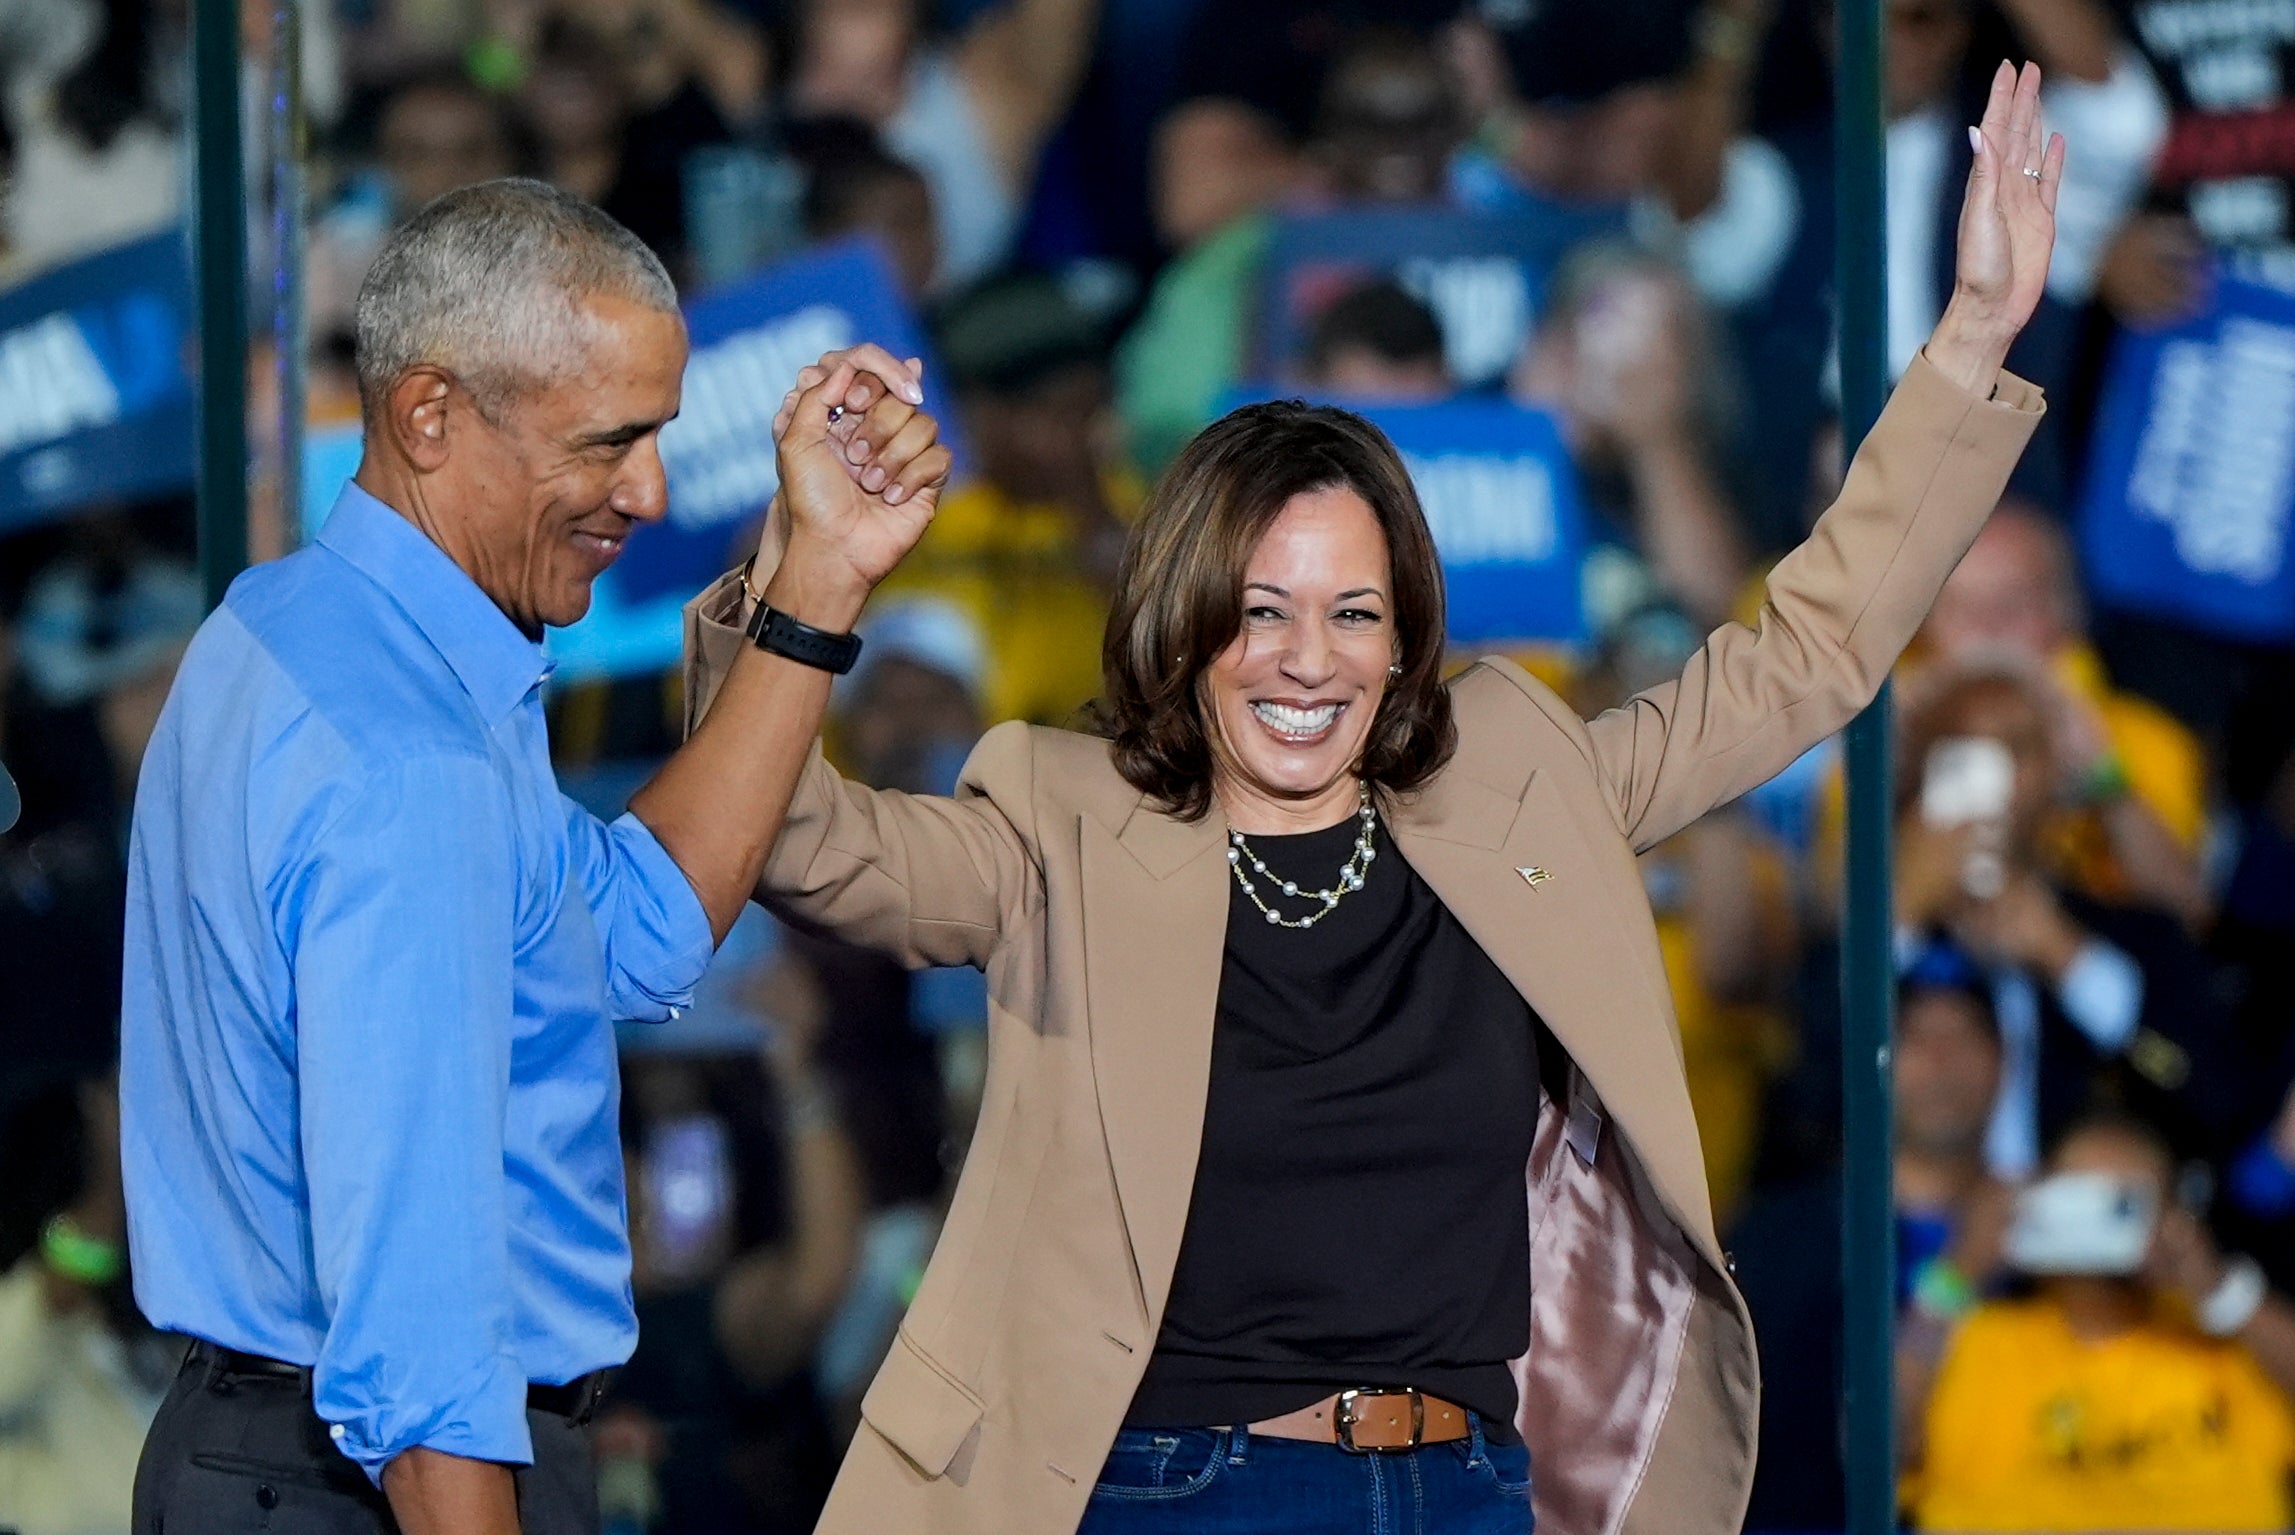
xmin=1333 ymin=1387 xmax=1423 ymax=1453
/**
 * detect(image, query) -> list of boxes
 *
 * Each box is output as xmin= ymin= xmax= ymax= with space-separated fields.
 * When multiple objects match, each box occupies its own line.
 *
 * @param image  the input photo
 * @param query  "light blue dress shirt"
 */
xmin=121 ymin=483 xmax=714 ymax=1480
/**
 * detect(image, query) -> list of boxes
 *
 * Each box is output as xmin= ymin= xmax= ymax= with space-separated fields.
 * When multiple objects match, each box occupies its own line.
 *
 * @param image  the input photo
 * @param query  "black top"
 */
xmin=1125 ymin=812 xmax=1541 ymax=1439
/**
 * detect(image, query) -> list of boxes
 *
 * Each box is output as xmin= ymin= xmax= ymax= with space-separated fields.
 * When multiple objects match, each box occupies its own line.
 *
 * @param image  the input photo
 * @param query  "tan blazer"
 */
xmin=684 ymin=355 xmax=2042 ymax=1535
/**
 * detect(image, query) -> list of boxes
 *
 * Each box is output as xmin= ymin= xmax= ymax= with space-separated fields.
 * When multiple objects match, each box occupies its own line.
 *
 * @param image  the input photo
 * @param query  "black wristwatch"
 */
xmin=745 ymin=600 xmax=864 ymax=675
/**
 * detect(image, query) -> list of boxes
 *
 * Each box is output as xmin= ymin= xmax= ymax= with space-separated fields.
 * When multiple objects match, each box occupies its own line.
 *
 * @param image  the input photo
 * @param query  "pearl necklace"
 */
xmin=1226 ymin=784 xmax=1379 ymax=929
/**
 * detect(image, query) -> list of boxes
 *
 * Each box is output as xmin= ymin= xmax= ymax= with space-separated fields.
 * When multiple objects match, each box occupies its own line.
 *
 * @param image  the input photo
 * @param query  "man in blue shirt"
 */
xmin=122 ymin=179 xmax=949 ymax=1535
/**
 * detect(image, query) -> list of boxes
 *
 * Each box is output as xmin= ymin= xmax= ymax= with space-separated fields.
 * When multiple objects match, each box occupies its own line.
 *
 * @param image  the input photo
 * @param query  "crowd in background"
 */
xmin=3 ymin=0 xmax=2295 ymax=1530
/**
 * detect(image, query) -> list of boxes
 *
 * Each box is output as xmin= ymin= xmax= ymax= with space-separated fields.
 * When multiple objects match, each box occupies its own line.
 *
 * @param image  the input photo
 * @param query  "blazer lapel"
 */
xmin=1081 ymin=799 xmax=1230 ymax=1319
xmin=1394 ymin=769 xmax=1722 ymax=1263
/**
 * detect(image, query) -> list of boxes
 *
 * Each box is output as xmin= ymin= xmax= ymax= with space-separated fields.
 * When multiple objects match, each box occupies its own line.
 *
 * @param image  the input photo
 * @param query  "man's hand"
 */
xmin=383 ymin=1448 xmax=520 ymax=1535
xmin=1928 ymin=61 xmax=2065 ymax=395
xmin=753 ymin=345 xmax=949 ymax=632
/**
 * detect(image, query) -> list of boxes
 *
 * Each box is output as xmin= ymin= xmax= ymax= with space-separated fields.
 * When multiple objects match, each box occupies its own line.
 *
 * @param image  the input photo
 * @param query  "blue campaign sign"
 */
xmin=607 ymin=236 xmax=945 ymax=604
xmin=1220 ymin=388 xmax=1589 ymax=646
xmin=1257 ymin=203 xmax=1623 ymax=391
xmin=0 ymin=230 xmax=194 ymax=535
xmin=1371 ymin=400 xmax=1587 ymax=645
xmin=2079 ymin=274 xmax=2295 ymax=644
xmin=546 ymin=236 xmax=949 ymax=679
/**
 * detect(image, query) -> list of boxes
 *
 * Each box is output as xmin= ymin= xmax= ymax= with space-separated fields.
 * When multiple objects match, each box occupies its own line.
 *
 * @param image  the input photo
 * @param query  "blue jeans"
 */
xmin=1075 ymin=1419 xmax=1533 ymax=1534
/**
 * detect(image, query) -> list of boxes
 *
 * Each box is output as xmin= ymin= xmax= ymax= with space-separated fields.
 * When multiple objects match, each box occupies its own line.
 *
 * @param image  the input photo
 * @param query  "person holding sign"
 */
xmin=684 ymin=61 xmax=2063 ymax=1535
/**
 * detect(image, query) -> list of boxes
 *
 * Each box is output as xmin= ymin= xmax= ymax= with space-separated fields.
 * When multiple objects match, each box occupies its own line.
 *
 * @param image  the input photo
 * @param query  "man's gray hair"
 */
xmin=354 ymin=178 xmax=678 ymax=419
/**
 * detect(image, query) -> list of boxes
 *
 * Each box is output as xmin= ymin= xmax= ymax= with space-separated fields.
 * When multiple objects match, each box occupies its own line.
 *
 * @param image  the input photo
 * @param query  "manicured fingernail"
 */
xmin=885 ymin=483 xmax=906 ymax=503
xmin=1969 ymin=126 xmax=1983 ymax=153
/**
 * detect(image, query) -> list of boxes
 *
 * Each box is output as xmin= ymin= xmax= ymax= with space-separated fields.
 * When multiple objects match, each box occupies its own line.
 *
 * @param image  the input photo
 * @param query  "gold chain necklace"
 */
xmin=1226 ymin=784 xmax=1378 ymax=930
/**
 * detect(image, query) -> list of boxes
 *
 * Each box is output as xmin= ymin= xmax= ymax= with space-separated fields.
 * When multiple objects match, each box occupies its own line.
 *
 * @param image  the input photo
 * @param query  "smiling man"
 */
xmin=120 ymin=179 xmax=949 ymax=1535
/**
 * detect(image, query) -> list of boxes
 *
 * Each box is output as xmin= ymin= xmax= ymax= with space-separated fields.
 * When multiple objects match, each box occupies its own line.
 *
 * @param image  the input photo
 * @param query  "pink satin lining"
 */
xmin=1515 ymin=1075 xmax=1697 ymax=1535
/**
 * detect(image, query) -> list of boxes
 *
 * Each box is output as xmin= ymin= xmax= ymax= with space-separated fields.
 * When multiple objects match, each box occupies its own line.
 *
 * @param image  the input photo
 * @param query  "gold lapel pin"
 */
xmin=1517 ymin=865 xmax=1552 ymax=887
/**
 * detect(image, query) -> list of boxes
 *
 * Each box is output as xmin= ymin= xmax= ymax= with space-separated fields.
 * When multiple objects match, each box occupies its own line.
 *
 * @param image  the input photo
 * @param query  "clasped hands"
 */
xmin=751 ymin=343 xmax=953 ymax=634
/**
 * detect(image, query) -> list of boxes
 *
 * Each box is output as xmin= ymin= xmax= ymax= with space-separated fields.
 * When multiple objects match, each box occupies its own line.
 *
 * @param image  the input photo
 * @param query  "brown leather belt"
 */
xmin=1249 ymin=1388 xmax=1471 ymax=1452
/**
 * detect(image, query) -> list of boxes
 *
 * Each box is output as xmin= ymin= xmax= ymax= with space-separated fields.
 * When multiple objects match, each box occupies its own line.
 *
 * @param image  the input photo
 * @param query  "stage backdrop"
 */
xmin=0 ymin=230 xmax=195 ymax=535
xmin=2080 ymin=272 xmax=2295 ymax=644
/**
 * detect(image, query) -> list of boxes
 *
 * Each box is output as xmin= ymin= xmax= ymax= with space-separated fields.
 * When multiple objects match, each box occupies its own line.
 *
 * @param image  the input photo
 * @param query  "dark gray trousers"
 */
xmin=131 ymin=1345 xmax=600 ymax=1535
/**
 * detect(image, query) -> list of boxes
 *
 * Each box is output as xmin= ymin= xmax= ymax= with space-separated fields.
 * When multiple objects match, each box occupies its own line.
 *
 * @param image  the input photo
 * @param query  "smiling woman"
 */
xmin=1097 ymin=400 xmax=1453 ymax=830
xmin=683 ymin=58 xmax=2066 ymax=1535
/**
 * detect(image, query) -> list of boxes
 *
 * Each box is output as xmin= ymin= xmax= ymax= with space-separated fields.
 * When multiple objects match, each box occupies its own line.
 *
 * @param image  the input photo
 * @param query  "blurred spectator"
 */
xmin=1867 ymin=0 xmax=2166 ymax=377
xmin=0 ymin=531 xmax=197 ymax=1111
xmin=1916 ymin=496 xmax=2211 ymax=926
xmin=800 ymin=606 xmax=989 ymax=1434
xmin=1906 ymin=1115 xmax=2295 ymax=1530
xmin=783 ymin=0 xmax=1102 ymax=289
xmin=1 ymin=0 xmax=181 ymax=276
xmin=1732 ymin=961 xmax=2015 ymax=1531
xmin=520 ymin=20 xmax=633 ymax=206
xmin=789 ymin=113 xmax=940 ymax=300
xmin=306 ymin=66 xmax=519 ymax=352
xmin=607 ymin=1007 xmax=866 ymax=1534
xmin=1893 ymin=666 xmax=2232 ymax=1179
xmin=1116 ymin=24 xmax=1467 ymax=472
xmin=2102 ymin=0 xmax=2295 ymax=314
xmin=867 ymin=268 xmax=1135 ymax=726
xmin=0 ymin=1075 xmax=172 ymax=1535
xmin=1513 ymin=244 xmax=1751 ymax=626
xmin=1297 ymin=26 xmax=1463 ymax=208
xmin=1453 ymin=0 xmax=1800 ymax=310
xmin=1295 ymin=277 xmax=1451 ymax=400
xmin=1580 ymin=603 xmax=1798 ymax=1223
xmin=1893 ymin=952 xmax=2018 ymax=1303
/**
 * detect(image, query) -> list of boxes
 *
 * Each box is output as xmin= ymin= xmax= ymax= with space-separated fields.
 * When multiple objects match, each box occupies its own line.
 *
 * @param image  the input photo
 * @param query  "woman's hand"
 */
xmin=1925 ymin=61 xmax=2067 ymax=396
xmin=758 ymin=345 xmax=949 ymax=631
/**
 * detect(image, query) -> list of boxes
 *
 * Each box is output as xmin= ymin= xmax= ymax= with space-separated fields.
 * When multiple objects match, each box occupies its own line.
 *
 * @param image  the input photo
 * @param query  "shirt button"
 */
xmin=668 ymin=1007 xmax=682 ymax=1020
xmin=329 ymin=1424 xmax=346 ymax=1440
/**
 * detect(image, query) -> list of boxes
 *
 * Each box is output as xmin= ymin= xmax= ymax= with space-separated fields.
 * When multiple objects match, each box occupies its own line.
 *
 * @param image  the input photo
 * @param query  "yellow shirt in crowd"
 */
xmin=871 ymin=476 xmax=1132 ymax=728
xmin=1911 ymin=1297 xmax=2295 ymax=1533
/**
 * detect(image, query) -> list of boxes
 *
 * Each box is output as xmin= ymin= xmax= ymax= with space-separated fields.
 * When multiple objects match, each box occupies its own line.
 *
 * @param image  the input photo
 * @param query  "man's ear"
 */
xmin=380 ymin=366 xmax=461 ymax=473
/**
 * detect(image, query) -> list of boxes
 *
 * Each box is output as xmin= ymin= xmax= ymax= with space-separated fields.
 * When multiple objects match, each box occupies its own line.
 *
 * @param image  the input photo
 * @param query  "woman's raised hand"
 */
xmin=1927 ymin=61 xmax=2066 ymax=396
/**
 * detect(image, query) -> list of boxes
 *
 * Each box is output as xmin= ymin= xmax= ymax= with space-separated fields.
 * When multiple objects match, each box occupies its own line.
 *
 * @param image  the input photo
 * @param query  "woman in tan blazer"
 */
xmin=677 ymin=62 xmax=2061 ymax=1535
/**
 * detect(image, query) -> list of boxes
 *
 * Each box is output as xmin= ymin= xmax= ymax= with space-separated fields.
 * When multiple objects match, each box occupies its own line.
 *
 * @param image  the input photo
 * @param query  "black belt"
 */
xmin=189 ymin=1341 xmax=617 ymax=1426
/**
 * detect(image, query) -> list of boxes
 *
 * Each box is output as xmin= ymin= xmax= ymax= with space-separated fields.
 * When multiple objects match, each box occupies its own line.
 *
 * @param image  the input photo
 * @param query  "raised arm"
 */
xmin=1585 ymin=62 xmax=2061 ymax=851
xmin=628 ymin=346 xmax=948 ymax=945
xmin=670 ymin=348 xmax=1043 ymax=969
xmin=957 ymin=0 xmax=1103 ymax=194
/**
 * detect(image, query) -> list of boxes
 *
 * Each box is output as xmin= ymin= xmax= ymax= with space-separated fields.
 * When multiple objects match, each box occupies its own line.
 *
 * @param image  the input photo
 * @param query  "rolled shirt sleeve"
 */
xmin=292 ymin=755 xmax=532 ymax=1480
xmin=564 ymin=802 xmax=714 ymax=1021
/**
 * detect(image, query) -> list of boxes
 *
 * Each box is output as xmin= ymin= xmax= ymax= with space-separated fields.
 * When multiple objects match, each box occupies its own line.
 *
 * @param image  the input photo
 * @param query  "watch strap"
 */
xmin=745 ymin=601 xmax=864 ymax=675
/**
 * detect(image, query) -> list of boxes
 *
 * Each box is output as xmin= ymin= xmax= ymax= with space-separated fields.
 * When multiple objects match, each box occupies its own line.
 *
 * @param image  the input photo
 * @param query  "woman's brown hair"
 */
xmin=1097 ymin=399 xmax=1457 ymax=820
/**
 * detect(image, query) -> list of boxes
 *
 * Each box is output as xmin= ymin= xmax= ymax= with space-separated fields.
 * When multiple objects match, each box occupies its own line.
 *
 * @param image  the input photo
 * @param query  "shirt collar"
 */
xmin=316 ymin=482 xmax=554 ymax=725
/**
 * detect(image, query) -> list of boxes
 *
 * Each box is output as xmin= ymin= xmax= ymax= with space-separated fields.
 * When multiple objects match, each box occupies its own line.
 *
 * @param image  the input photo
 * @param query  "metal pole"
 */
xmin=194 ymin=0 xmax=249 ymax=609
xmin=1836 ymin=0 xmax=1896 ymax=1527
xmin=269 ymin=0 xmax=308 ymax=546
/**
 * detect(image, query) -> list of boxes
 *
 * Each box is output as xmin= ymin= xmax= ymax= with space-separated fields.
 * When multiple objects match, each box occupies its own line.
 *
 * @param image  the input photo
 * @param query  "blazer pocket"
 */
xmin=861 ymin=1328 xmax=987 ymax=1479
